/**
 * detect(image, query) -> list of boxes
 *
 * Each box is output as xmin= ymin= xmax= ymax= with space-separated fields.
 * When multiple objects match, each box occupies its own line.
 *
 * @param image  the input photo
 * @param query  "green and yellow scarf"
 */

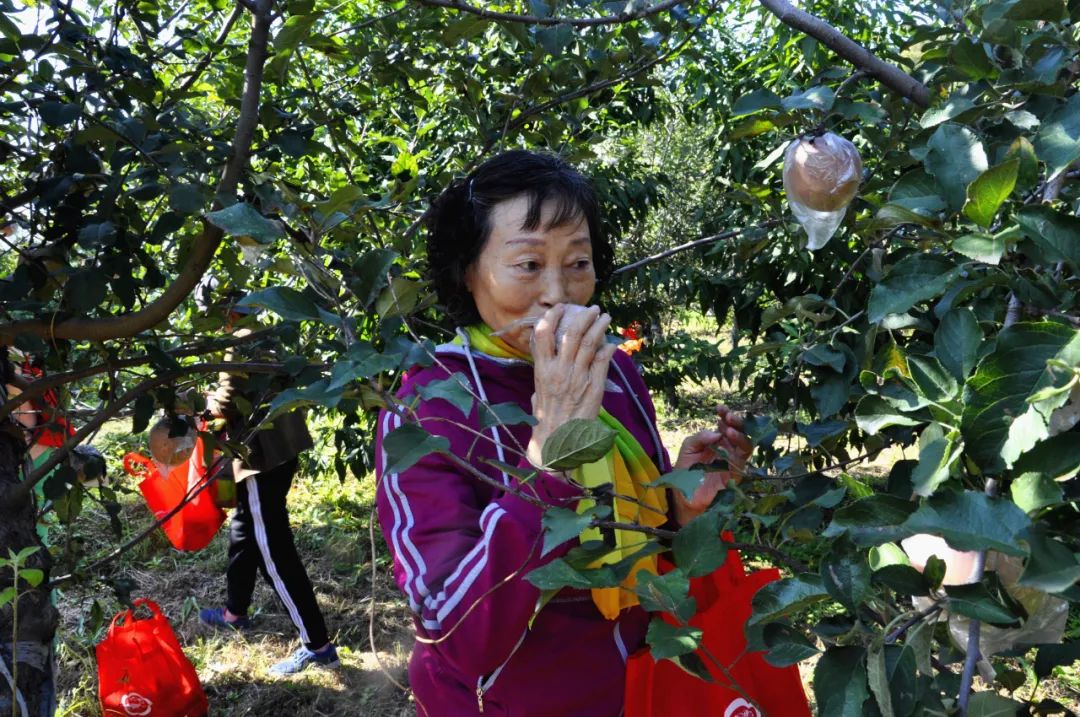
xmin=458 ymin=325 xmax=668 ymax=619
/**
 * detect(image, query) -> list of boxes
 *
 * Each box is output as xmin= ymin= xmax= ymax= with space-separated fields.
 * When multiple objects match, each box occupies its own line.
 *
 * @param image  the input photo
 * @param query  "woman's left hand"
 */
xmin=671 ymin=404 xmax=752 ymax=525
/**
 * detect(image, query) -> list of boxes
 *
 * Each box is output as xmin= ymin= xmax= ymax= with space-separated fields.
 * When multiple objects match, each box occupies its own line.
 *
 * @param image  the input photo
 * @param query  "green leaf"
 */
xmin=1015 ymin=206 xmax=1080 ymax=273
xmin=911 ymin=435 xmax=957 ymax=498
xmin=238 ymin=286 xmax=320 ymax=322
xmin=647 ymin=468 xmax=704 ymax=501
xmin=274 ymin=12 xmax=321 ymax=54
xmin=1018 ymin=528 xmax=1080 ymax=593
xmin=536 ymin=24 xmax=573 ymax=54
xmin=731 ymin=87 xmax=782 ymax=116
xmin=924 ymin=124 xmax=988 ymax=211
xmin=824 ymin=495 xmax=917 ymax=547
xmin=77 ymin=221 xmax=116 ymax=248
xmin=374 ymin=277 xmax=422 ymax=318
xmin=874 ymin=203 xmax=940 ymax=230
xmin=797 ymin=419 xmax=848 ymax=448
xmin=802 ymin=344 xmax=846 ymax=373
xmin=965 ymin=692 xmax=1022 ymax=716
xmin=868 ymin=254 xmax=963 ymax=323
xmin=672 ymin=511 xmax=728 ymax=578
xmin=901 ymin=490 xmax=1031 ymax=557
xmin=961 ymin=320 xmax=1080 ymax=472
xmin=132 ymin=393 xmax=155 ymax=434
xmin=541 ymin=418 xmax=615 ymax=471
xmin=963 ymin=158 xmax=1018 ymax=228
xmin=645 ymin=619 xmax=702 ymax=660
xmin=867 ymin=642 xmax=894 ymax=717
xmin=908 ymin=356 xmax=959 ymax=403
xmin=635 ymin=570 xmax=696 ymax=622
xmin=479 ymin=402 xmax=537 ymax=429
xmin=945 ymin=582 xmax=1021 ymax=626
xmin=541 ymin=505 xmax=608 ymax=557
xmin=814 ymin=646 xmax=869 ymax=717
xmin=1012 ymin=432 xmax=1080 ymax=479
xmin=1010 ymin=472 xmax=1063 ymax=513
xmin=0 ymin=587 xmax=14 ymax=607
xmin=18 ymin=568 xmax=43 ymax=587
xmin=872 ymin=564 xmax=932 ymax=596
xmin=39 ymin=101 xmax=80 ymax=126
xmin=65 ymin=271 xmax=107 ymax=312
xmin=1034 ymin=93 xmax=1080 ymax=179
xmin=526 ymin=558 xmax=612 ymax=591
xmin=168 ymin=183 xmax=205 ymax=214
xmin=935 ymin=309 xmax=982 ymax=381
xmin=205 ymin=202 xmax=283 ymax=244
xmin=382 ymin=423 xmax=450 ymax=474
xmin=821 ymin=550 xmax=871 ymax=610
xmin=951 ymin=37 xmax=996 ymax=80
xmin=1002 ymin=0 xmax=1066 ymax=20
xmin=748 ymin=575 xmax=829 ymax=626
xmin=889 ymin=170 xmax=947 ymax=213
xmin=854 ymin=396 xmax=923 ymax=435
xmin=920 ymin=96 xmax=977 ymax=129
xmin=953 ymin=233 xmax=1005 ymax=265
xmin=1034 ymin=642 xmax=1080 ymax=679
xmin=417 ymin=375 xmax=475 ymax=418
xmin=924 ymin=555 xmax=947 ymax=590
xmin=761 ymin=623 xmax=820 ymax=666
xmin=350 ymin=248 xmax=398 ymax=308
xmin=781 ymin=85 xmax=834 ymax=112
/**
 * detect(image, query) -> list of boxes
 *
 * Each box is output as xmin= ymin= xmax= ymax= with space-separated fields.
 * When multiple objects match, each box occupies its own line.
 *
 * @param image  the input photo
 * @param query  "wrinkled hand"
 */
xmin=672 ymin=404 xmax=752 ymax=525
xmin=526 ymin=304 xmax=617 ymax=469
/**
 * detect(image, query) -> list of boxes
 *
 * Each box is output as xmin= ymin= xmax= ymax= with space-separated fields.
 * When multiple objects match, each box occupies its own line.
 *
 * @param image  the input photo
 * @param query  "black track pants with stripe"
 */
xmin=225 ymin=458 xmax=330 ymax=650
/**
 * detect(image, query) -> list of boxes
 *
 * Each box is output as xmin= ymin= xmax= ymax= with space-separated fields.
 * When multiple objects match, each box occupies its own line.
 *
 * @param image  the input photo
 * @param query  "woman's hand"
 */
xmin=526 ymin=304 xmax=617 ymax=469
xmin=672 ymin=404 xmax=752 ymax=525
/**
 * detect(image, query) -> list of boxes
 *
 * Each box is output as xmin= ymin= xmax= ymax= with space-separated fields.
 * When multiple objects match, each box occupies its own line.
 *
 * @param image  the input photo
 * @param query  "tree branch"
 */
xmin=2 ymin=361 xmax=290 ymax=508
xmin=413 ymin=0 xmax=688 ymax=27
xmin=0 ymin=0 xmax=274 ymax=344
xmin=0 ymin=328 xmax=277 ymax=421
xmin=170 ymin=3 xmax=244 ymax=99
xmin=757 ymin=0 xmax=930 ymax=108
xmin=613 ymin=220 xmax=782 ymax=276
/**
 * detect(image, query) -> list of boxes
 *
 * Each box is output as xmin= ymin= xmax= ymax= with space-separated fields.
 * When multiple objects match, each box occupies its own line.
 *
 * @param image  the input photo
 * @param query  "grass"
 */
xmin=52 ymin=418 xmax=416 ymax=717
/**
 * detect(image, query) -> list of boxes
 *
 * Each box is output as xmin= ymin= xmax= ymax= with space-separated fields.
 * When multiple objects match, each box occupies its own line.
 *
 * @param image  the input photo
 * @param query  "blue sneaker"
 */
xmin=199 ymin=607 xmax=253 ymax=631
xmin=269 ymin=645 xmax=340 ymax=676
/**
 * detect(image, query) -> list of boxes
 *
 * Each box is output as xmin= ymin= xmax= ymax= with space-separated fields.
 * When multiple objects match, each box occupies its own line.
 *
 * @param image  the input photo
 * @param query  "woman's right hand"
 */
xmin=526 ymin=304 xmax=616 ymax=470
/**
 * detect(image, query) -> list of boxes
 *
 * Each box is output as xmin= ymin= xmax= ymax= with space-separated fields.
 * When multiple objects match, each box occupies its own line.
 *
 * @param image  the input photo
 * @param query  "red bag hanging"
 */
xmin=124 ymin=430 xmax=225 ymax=552
xmin=97 ymin=598 xmax=209 ymax=717
xmin=625 ymin=535 xmax=812 ymax=717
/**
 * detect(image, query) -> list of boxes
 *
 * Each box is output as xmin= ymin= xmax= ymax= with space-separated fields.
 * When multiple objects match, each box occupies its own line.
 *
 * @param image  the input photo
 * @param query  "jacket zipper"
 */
xmin=475 ymin=629 xmax=528 ymax=713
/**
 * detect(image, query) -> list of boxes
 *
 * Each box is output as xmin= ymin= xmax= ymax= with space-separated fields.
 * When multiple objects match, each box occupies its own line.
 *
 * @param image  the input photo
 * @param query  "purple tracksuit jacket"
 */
xmin=375 ymin=337 xmax=672 ymax=716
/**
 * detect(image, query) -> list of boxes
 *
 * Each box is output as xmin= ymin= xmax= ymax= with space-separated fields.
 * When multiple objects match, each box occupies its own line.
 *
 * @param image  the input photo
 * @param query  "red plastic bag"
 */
xmin=124 ymin=430 xmax=225 ymax=552
xmin=625 ymin=537 xmax=812 ymax=717
xmin=97 ymin=599 xmax=209 ymax=717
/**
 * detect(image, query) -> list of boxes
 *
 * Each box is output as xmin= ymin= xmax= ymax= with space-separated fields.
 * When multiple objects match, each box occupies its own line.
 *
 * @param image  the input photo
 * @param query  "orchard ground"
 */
xmin=51 ymin=319 xmax=1080 ymax=716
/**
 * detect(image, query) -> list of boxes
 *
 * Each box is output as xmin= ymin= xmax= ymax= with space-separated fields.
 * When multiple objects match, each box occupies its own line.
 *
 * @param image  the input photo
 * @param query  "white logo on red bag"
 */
xmin=725 ymin=698 xmax=760 ymax=717
xmin=120 ymin=692 xmax=153 ymax=716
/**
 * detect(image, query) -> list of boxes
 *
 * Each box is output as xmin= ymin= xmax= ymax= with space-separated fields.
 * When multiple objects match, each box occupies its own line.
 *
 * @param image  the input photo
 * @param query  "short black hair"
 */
xmin=425 ymin=150 xmax=613 ymax=326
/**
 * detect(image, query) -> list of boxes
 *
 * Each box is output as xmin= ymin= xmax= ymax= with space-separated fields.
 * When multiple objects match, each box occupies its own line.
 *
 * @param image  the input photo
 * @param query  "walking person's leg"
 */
xmin=200 ymin=474 xmax=257 ymax=630
xmin=244 ymin=457 xmax=336 ymax=674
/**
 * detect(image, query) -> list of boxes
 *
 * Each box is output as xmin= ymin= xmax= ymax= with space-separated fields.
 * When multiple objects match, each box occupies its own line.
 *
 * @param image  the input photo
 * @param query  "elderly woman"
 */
xmin=375 ymin=150 xmax=750 ymax=716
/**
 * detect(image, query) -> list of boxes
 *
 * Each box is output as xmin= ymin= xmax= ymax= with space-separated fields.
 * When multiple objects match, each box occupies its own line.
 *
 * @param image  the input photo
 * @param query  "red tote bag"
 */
xmin=625 ymin=539 xmax=812 ymax=717
xmin=124 ymin=430 xmax=225 ymax=552
xmin=97 ymin=599 xmax=209 ymax=717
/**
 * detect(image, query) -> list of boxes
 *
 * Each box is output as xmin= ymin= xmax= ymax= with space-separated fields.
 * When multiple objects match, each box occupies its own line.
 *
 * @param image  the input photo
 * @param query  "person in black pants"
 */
xmin=197 ymin=299 xmax=338 ymax=676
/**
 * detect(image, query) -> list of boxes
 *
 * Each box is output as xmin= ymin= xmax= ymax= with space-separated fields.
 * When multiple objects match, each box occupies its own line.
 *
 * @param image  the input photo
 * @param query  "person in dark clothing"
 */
xmin=197 ymin=299 xmax=338 ymax=676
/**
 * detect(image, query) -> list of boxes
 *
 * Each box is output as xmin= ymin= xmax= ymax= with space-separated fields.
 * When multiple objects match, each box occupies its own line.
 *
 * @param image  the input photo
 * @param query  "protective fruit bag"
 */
xmin=624 ymin=535 xmax=812 ymax=717
xmin=782 ymin=132 xmax=862 ymax=250
xmin=97 ymin=599 xmax=209 ymax=717
xmin=124 ymin=425 xmax=225 ymax=552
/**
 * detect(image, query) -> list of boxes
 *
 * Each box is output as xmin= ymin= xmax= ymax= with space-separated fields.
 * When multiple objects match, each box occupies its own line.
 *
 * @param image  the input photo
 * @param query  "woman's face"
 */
xmin=464 ymin=194 xmax=596 ymax=354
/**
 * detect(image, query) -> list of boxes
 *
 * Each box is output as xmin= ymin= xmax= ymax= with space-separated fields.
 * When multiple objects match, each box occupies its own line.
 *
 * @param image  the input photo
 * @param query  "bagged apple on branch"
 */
xmin=782 ymin=131 xmax=862 ymax=250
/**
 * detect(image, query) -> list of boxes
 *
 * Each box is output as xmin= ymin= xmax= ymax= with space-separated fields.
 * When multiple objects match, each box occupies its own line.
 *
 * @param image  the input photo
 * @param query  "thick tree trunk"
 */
xmin=0 ymin=405 xmax=58 ymax=716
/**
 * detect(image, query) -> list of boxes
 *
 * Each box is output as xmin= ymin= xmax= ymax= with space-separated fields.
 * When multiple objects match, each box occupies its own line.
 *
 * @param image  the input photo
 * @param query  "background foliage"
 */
xmin=1 ymin=0 xmax=1079 ymax=714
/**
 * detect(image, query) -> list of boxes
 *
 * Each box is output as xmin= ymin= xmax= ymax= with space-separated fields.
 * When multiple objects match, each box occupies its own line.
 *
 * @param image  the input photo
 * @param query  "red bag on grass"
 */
xmin=625 ymin=537 xmax=812 ymax=717
xmin=124 ymin=431 xmax=225 ymax=552
xmin=97 ymin=598 xmax=208 ymax=717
